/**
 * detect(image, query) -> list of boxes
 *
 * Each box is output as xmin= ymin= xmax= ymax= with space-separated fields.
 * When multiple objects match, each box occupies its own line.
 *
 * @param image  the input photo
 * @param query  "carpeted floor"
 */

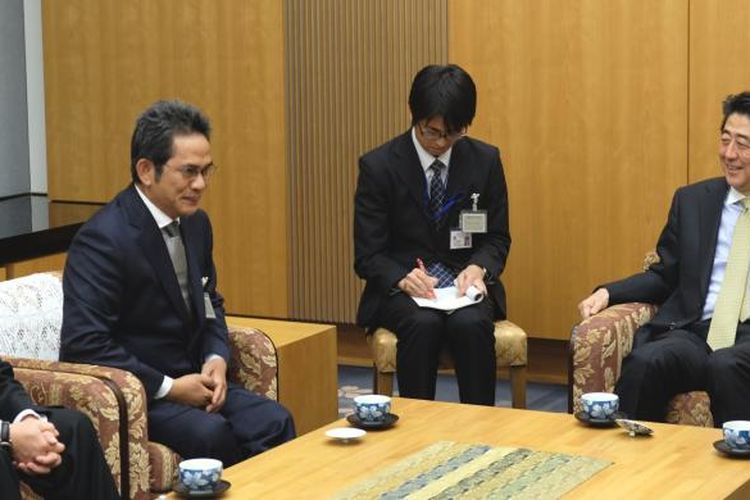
xmin=338 ymin=365 xmax=568 ymax=417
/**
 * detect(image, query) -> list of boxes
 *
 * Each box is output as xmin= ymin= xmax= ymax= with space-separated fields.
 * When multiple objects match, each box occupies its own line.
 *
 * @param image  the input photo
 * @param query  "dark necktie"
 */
xmin=428 ymin=160 xmax=446 ymax=228
xmin=163 ymin=221 xmax=191 ymax=312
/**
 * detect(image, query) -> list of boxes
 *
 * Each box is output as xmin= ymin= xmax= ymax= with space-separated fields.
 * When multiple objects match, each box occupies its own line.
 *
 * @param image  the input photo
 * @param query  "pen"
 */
xmin=416 ymin=258 xmax=428 ymax=274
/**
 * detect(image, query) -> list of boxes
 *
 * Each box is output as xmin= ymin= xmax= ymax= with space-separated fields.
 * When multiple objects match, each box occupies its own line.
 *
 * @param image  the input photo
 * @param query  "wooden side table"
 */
xmin=226 ymin=317 xmax=338 ymax=435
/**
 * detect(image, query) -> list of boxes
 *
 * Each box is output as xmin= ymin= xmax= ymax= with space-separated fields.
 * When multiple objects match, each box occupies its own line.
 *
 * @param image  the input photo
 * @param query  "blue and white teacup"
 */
xmin=179 ymin=458 xmax=223 ymax=492
xmin=580 ymin=392 xmax=619 ymax=420
xmin=354 ymin=394 xmax=391 ymax=423
xmin=723 ymin=420 xmax=750 ymax=450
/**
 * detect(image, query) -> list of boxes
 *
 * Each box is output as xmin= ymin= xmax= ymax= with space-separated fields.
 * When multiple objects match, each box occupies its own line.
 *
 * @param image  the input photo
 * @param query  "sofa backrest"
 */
xmin=0 ymin=272 xmax=63 ymax=361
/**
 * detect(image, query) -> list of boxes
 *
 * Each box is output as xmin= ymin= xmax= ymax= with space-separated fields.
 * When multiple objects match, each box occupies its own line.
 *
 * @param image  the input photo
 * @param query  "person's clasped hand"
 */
xmin=201 ymin=357 xmax=228 ymax=413
xmin=11 ymin=415 xmax=65 ymax=475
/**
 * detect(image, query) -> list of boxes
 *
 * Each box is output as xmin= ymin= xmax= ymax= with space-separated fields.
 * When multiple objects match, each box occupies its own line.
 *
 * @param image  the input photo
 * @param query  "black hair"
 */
xmin=721 ymin=92 xmax=750 ymax=130
xmin=408 ymin=64 xmax=477 ymax=134
xmin=130 ymin=100 xmax=211 ymax=183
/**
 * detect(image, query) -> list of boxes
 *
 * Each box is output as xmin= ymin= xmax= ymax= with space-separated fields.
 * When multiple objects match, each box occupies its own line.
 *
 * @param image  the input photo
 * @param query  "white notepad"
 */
xmin=411 ymin=285 xmax=484 ymax=312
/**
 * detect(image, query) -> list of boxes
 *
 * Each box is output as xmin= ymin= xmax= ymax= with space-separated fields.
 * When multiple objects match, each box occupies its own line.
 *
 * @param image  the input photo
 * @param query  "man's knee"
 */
xmin=190 ymin=415 xmax=236 ymax=451
xmin=706 ymin=349 xmax=741 ymax=383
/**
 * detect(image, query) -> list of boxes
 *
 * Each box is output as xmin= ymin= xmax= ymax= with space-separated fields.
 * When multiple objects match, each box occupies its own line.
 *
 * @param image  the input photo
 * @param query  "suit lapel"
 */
xmin=444 ymin=139 xmax=473 ymax=216
xmin=698 ymin=179 xmax=729 ymax=298
xmin=391 ymin=132 xmax=433 ymax=224
xmin=180 ymin=218 xmax=206 ymax=330
xmin=122 ymin=186 xmax=192 ymax=326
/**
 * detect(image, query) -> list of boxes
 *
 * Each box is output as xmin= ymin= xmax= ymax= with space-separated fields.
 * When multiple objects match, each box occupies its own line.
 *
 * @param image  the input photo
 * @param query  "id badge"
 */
xmin=460 ymin=210 xmax=487 ymax=233
xmin=460 ymin=192 xmax=487 ymax=233
xmin=450 ymin=230 xmax=473 ymax=249
xmin=204 ymin=292 xmax=217 ymax=319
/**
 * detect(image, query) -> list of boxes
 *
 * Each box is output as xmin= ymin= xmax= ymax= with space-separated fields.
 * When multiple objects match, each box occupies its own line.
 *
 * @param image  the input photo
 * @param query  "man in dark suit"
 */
xmin=61 ymin=100 xmax=295 ymax=467
xmin=354 ymin=64 xmax=511 ymax=405
xmin=578 ymin=92 xmax=750 ymax=425
xmin=0 ymin=359 xmax=119 ymax=499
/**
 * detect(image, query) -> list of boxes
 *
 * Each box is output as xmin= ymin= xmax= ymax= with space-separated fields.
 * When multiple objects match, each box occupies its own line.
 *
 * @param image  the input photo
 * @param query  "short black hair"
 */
xmin=721 ymin=92 xmax=750 ymax=130
xmin=408 ymin=64 xmax=477 ymax=134
xmin=130 ymin=99 xmax=211 ymax=183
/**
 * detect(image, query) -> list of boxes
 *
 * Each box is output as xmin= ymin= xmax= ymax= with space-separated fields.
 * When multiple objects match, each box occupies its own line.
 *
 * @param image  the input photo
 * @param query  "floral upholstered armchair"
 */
xmin=569 ymin=252 xmax=713 ymax=427
xmin=0 ymin=272 xmax=280 ymax=498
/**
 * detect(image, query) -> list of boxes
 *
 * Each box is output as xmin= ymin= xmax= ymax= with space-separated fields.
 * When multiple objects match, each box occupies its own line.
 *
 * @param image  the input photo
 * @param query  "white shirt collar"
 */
xmin=411 ymin=127 xmax=453 ymax=173
xmin=134 ymin=184 xmax=178 ymax=229
xmin=726 ymin=186 xmax=748 ymax=207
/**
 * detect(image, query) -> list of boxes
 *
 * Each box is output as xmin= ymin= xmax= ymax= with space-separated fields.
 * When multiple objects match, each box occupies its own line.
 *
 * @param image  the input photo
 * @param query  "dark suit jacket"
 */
xmin=0 ymin=359 xmax=37 ymax=422
xmin=60 ymin=185 xmax=229 ymax=400
xmin=354 ymin=131 xmax=511 ymax=327
xmin=604 ymin=177 xmax=729 ymax=344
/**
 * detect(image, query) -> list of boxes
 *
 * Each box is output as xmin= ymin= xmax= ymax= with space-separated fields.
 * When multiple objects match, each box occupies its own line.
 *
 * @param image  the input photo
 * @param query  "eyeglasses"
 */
xmin=165 ymin=163 xmax=218 ymax=182
xmin=419 ymin=123 xmax=467 ymax=142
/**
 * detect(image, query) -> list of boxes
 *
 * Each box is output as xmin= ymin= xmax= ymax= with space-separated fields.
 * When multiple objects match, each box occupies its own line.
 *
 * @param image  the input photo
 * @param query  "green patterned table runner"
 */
xmin=334 ymin=441 xmax=611 ymax=499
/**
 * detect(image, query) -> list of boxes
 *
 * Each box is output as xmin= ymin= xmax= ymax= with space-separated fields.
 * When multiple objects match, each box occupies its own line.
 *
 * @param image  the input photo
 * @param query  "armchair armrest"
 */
xmin=7 ymin=356 xmax=150 ymax=499
xmin=568 ymin=302 xmax=657 ymax=413
xmin=228 ymin=326 xmax=279 ymax=401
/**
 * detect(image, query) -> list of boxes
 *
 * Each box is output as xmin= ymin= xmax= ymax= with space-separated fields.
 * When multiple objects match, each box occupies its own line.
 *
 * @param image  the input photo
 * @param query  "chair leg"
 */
xmin=510 ymin=365 xmax=527 ymax=409
xmin=374 ymin=370 xmax=394 ymax=397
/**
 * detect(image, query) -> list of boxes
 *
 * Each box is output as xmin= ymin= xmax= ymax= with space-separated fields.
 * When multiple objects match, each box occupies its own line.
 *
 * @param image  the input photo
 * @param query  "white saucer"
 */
xmin=325 ymin=427 xmax=366 ymax=442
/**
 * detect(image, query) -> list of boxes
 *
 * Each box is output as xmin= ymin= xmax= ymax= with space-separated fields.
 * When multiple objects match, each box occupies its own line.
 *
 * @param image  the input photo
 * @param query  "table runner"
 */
xmin=333 ymin=441 xmax=611 ymax=499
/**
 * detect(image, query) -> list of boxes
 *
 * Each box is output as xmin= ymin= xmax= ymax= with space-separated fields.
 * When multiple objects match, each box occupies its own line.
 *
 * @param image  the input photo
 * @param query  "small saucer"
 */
xmin=714 ymin=440 xmax=750 ymax=458
xmin=173 ymin=479 xmax=231 ymax=497
xmin=347 ymin=413 xmax=399 ymax=430
xmin=574 ymin=411 xmax=626 ymax=427
xmin=615 ymin=418 xmax=654 ymax=436
xmin=325 ymin=427 xmax=366 ymax=442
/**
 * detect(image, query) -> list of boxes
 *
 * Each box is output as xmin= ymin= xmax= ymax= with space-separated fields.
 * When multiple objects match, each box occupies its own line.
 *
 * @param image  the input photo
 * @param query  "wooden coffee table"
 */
xmin=172 ymin=398 xmax=750 ymax=498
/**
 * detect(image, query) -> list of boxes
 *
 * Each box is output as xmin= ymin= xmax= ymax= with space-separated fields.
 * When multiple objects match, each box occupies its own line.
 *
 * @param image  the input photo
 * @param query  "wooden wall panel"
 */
xmin=689 ymin=0 xmax=750 ymax=183
xmin=42 ymin=0 xmax=288 ymax=317
xmin=450 ymin=0 xmax=688 ymax=339
xmin=285 ymin=0 xmax=448 ymax=322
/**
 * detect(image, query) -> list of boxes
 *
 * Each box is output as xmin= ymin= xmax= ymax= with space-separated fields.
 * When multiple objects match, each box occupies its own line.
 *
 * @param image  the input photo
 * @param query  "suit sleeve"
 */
xmin=61 ymin=224 xmax=167 ymax=398
xmin=353 ymin=155 xmax=412 ymax=292
xmin=467 ymin=148 xmax=511 ymax=280
xmin=0 ymin=359 xmax=36 ymax=422
xmin=604 ymin=190 xmax=680 ymax=305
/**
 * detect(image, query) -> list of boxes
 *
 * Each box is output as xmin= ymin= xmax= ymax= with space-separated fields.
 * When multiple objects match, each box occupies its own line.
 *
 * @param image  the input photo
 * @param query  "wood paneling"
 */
xmin=42 ymin=0 xmax=288 ymax=317
xmin=689 ymin=0 xmax=750 ymax=183
xmin=450 ymin=0 xmax=688 ymax=339
xmin=285 ymin=0 xmax=448 ymax=323
xmin=5 ymin=253 xmax=66 ymax=279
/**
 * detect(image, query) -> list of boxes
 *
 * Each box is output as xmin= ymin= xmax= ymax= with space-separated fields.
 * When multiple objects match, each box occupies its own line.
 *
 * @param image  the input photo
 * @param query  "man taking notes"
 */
xmin=354 ymin=64 xmax=511 ymax=405
xmin=578 ymin=92 xmax=750 ymax=425
xmin=61 ymin=100 xmax=295 ymax=466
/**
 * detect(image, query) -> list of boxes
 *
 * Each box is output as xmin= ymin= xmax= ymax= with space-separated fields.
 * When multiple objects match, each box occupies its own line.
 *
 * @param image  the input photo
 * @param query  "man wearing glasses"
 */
xmin=354 ymin=64 xmax=511 ymax=405
xmin=61 ymin=100 xmax=295 ymax=467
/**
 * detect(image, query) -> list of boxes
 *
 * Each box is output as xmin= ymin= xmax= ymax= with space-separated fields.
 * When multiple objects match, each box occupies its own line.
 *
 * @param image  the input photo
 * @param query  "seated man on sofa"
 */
xmin=60 ymin=100 xmax=295 ymax=466
xmin=0 ymin=358 xmax=118 ymax=499
xmin=578 ymin=91 xmax=750 ymax=426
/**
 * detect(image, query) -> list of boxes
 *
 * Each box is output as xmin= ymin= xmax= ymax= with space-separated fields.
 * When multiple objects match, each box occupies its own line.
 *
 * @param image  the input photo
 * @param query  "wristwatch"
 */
xmin=0 ymin=421 xmax=11 ymax=451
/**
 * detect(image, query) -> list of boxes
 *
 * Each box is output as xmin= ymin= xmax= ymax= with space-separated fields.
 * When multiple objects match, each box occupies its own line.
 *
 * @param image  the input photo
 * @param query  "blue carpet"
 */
xmin=338 ymin=365 xmax=567 ymax=417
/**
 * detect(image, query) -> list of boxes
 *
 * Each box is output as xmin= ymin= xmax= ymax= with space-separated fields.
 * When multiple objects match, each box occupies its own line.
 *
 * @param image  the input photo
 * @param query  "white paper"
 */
xmin=411 ymin=285 xmax=484 ymax=312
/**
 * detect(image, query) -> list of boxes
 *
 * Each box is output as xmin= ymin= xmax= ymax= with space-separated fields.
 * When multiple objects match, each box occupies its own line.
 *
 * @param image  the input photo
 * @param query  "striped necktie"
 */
xmin=428 ymin=160 xmax=446 ymax=228
xmin=707 ymin=198 xmax=750 ymax=350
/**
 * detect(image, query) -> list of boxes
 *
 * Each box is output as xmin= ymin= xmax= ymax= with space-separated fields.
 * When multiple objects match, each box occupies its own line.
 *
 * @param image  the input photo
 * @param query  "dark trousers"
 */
xmin=615 ymin=320 xmax=750 ymax=425
xmin=148 ymin=383 xmax=296 ymax=466
xmin=0 ymin=408 xmax=119 ymax=500
xmin=377 ymin=292 xmax=497 ymax=405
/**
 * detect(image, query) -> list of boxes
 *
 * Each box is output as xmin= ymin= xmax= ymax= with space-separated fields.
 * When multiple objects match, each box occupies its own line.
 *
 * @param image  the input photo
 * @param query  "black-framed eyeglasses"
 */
xmin=165 ymin=163 xmax=218 ymax=182
xmin=419 ymin=123 xmax=467 ymax=142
